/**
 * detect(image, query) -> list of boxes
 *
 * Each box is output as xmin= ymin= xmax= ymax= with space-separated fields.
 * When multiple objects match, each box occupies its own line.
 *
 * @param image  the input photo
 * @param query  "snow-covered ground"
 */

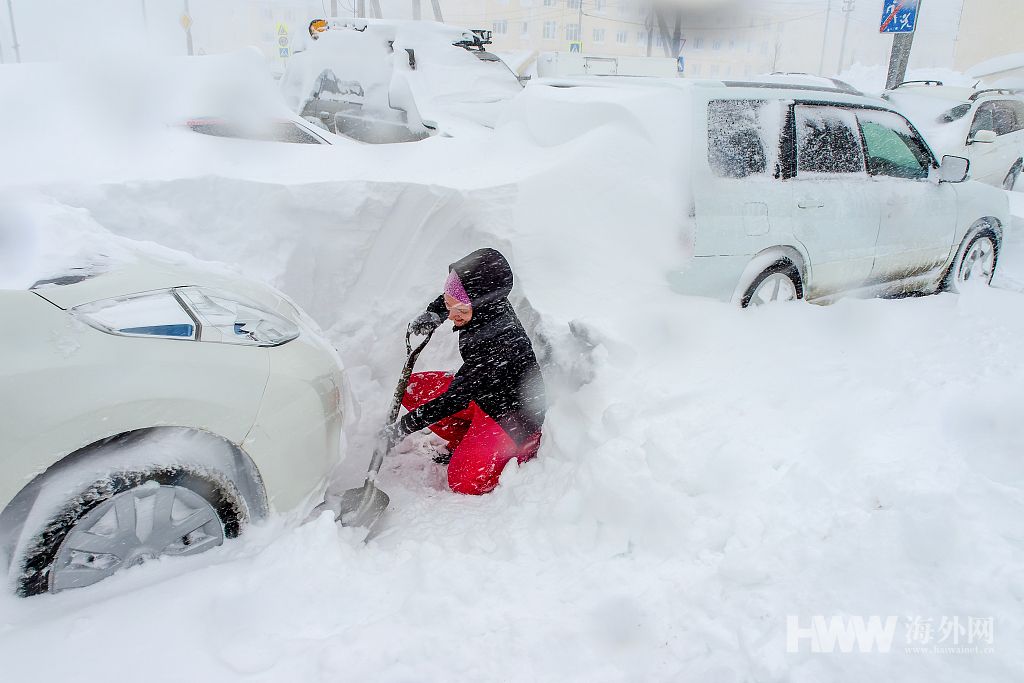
xmin=2 ymin=61 xmax=1024 ymax=682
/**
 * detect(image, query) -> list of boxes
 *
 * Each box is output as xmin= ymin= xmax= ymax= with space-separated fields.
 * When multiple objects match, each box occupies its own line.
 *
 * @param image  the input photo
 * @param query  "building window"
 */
xmin=593 ymin=28 xmax=605 ymax=43
xmin=566 ymin=23 xmax=580 ymax=41
xmin=636 ymin=30 xmax=646 ymax=45
xmin=712 ymin=40 xmax=721 ymax=50
xmin=654 ymin=33 xmax=664 ymax=48
xmin=618 ymin=0 xmax=631 ymax=14
xmin=521 ymin=22 xmax=529 ymax=35
xmin=616 ymin=30 xmax=628 ymax=44
xmin=595 ymin=0 xmax=606 ymax=12
xmin=728 ymin=39 xmax=736 ymax=51
xmin=694 ymin=37 xmax=703 ymax=49
xmin=567 ymin=0 xmax=580 ymax=8
xmin=493 ymin=20 xmax=508 ymax=34
xmin=543 ymin=21 xmax=557 ymax=39
xmin=544 ymin=0 xmax=556 ymax=6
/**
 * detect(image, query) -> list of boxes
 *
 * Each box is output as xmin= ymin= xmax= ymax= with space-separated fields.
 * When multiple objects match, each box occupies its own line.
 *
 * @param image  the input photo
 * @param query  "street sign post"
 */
xmin=882 ymin=0 xmax=922 ymax=90
xmin=879 ymin=0 xmax=918 ymax=34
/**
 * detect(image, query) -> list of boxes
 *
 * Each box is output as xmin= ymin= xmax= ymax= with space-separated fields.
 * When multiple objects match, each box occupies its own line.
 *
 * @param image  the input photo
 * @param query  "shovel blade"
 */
xmin=335 ymin=480 xmax=390 ymax=529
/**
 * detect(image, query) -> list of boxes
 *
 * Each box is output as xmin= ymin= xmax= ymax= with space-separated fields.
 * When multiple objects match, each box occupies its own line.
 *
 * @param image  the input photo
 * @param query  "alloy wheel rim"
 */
xmin=751 ymin=273 xmax=798 ymax=305
xmin=49 ymin=484 xmax=224 ymax=592
xmin=959 ymin=237 xmax=996 ymax=285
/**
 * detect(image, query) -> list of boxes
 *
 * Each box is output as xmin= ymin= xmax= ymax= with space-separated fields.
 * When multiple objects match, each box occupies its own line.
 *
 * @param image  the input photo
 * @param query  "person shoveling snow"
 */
xmin=383 ymin=248 xmax=546 ymax=495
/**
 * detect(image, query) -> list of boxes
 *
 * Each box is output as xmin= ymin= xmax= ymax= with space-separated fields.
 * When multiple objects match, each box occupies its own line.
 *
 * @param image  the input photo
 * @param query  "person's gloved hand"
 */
xmin=410 ymin=311 xmax=442 ymax=336
xmin=378 ymin=421 xmax=411 ymax=453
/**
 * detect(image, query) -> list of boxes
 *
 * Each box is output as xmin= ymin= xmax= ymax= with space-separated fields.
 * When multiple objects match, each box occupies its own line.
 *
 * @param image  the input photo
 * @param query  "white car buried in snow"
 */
xmin=883 ymin=81 xmax=1024 ymax=190
xmin=1 ymin=254 xmax=345 ymax=596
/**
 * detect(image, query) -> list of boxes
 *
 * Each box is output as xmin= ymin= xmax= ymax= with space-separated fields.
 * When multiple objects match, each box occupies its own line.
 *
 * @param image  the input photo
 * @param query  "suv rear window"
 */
xmin=707 ymin=99 xmax=773 ymax=179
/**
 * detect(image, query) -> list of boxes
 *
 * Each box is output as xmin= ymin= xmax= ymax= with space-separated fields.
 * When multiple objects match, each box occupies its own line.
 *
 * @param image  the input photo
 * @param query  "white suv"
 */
xmin=1 ymin=255 xmax=345 ymax=596
xmin=646 ymin=79 xmax=1010 ymax=305
xmin=884 ymin=82 xmax=1024 ymax=190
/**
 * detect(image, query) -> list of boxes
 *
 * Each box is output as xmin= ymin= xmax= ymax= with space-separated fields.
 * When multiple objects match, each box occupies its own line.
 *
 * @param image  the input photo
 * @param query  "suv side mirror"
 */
xmin=939 ymin=155 xmax=970 ymax=183
xmin=969 ymin=129 xmax=998 ymax=144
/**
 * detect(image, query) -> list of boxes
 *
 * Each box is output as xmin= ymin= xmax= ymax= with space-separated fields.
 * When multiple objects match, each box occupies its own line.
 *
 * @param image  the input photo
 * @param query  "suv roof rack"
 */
xmin=968 ymin=87 xmax=1024 ymax=101
xmin=892 ymin=80 xmax=944 ymax=88
xmin=724 ymin=79 xmax=862 ymax=96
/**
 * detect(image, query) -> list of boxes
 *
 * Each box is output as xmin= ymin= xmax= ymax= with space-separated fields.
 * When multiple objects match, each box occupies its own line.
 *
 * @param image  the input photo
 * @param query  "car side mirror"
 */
xmin=939 ymin=155 xmax=970 ymax=183
xmin=969 ymin=129 xmax=998 ymax=144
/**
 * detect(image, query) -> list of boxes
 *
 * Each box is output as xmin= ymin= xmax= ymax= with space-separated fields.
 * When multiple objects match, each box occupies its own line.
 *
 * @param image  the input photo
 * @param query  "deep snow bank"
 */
xmin=2 ymin=77 xmax=1023 ymax=681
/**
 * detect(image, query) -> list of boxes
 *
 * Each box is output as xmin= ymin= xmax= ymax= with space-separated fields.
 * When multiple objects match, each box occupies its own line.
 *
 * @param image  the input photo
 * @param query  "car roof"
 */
xmin=535 ymin=75 xmax=887 ymax=108
xmin=885 ymin=83 xmax=1024 ymax=105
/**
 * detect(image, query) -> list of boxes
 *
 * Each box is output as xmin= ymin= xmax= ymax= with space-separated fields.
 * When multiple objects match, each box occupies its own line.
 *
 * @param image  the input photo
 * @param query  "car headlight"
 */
xmin=70 ymin=286 xmax=300 ymax=347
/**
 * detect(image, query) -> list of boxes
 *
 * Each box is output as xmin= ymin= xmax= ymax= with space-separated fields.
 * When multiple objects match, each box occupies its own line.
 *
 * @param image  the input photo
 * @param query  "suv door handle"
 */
xmin=797 ymin=199 xmax=825 ymax=209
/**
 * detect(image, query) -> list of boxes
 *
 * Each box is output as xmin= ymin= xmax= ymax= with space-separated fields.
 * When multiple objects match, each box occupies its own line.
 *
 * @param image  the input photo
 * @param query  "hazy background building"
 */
xmin=0 ymin=0 xmax=1018 ymax=85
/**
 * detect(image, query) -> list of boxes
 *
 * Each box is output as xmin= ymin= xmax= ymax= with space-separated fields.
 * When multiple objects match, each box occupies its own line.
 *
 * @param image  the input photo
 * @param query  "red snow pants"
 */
xmin=402 ymin=371 xmax=541 ymax=495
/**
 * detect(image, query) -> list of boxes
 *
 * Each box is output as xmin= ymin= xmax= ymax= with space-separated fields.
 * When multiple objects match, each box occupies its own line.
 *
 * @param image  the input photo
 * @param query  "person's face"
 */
xmin=444 ymin=293 xmax=473 ymax=327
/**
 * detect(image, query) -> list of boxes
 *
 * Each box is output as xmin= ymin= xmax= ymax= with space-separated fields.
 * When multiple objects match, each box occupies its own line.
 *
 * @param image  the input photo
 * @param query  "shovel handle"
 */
xmin=388 ymin=325 xmax=434 ymax=425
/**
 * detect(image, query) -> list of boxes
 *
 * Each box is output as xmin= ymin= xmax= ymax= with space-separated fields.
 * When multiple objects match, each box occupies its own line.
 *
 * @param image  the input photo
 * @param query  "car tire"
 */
xmin=1003 ymin=159 xmax=1022 ymax=191
xmin=16 ymin=463 xmax=245 ymax=597
xmin=741 ymin=260 xmax=804 ymax=307
xmin=945 ymin=229 xmax=999 ymax=294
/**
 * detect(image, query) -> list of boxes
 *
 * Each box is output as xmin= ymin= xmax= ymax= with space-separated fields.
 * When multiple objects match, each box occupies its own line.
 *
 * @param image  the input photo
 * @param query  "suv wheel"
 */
xmin=741 ymin=261 xmax=804 ymax=307
xmin=946 ymin=231 xmax=998 ymax=293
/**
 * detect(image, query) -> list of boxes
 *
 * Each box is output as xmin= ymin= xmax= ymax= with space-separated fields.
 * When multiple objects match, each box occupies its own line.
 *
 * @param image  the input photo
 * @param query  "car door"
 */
xmin=789 ymin=104 xmax=880 ymax=296
xmin=856 ymin=109 xmax=958 ymax=281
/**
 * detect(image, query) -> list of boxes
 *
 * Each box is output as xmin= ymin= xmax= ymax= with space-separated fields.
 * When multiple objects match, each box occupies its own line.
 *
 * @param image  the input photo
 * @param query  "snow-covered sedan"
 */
xmin=884 ymin=82 xmax=1024 ymax=190
xmin=1 ymin=256 xmax=345 ymax=596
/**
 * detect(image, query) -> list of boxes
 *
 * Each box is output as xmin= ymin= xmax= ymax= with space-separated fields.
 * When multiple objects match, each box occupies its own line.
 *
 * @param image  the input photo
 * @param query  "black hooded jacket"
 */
xmin=400 ymin=248 xmax=546 ymax=446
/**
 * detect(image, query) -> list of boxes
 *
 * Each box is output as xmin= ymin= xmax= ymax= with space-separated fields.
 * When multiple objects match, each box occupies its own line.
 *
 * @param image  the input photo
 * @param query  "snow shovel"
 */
xmin=331 ymin=324 xmax=435 ymax=530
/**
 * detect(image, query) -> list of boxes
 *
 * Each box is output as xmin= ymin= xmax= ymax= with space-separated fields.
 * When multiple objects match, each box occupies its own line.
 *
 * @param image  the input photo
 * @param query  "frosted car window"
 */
xmin=970 ymin=103 xmax=996 ymax=137
xmin=795 ymin=105 xmax=864 ymax=175
xmin=992 ymin=101 xmax=1019 ymax=136
xmin=707 ymin=99 xmax=770 ymax=178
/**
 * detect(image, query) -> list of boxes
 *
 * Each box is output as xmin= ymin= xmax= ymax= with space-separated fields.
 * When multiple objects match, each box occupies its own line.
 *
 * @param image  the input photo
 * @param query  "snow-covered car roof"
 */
xmin=279 ymin=19 xmax=523 ymax=139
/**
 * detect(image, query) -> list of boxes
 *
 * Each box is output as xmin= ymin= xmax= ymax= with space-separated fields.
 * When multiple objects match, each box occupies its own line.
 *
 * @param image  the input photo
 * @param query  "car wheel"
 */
xmin=1003 ymin=159 xmax=1022 ymax=191
xmin=17 ymin=465 xmax=244 ymax=596
xmin=946 ymin=231 xmax=999 ymax=293
xmin=741 ymin=260 xmax=804 ymax=307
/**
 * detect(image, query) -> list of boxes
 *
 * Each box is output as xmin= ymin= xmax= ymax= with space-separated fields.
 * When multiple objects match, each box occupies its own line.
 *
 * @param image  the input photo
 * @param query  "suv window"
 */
xmin=993 ymin=100 xmax=1024 ymax=135
xmin=707 ymin=99 xmax=771 ymax=178
xmin=794 ymin=105 xmax=864 ymax=175
xmin=856 ymin=109 xmax=932 ymax=180
xmin=970 ymin=102 xmax=997 ymax=137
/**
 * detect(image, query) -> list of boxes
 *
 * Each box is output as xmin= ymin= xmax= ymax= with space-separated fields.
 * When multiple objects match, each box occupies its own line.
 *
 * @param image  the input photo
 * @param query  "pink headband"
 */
xmin=444 ymin=270 xmax=471 ymax=306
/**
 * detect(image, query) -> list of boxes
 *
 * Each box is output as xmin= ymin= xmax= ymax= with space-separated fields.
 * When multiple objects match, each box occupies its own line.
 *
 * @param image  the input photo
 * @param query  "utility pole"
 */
xmin=645 ymin=7 xmax=653 ymax=57
xmin=576 ymin=0 xmax=583 ymax=52
xmin=357 ymin=0 xmax=365 ymax=18
xmin=5 ymin=0 xmax=20 ymax=63
xmin=331 ymin=0 xmax=338 ymax=17
xmin=140 ymin=0 xmax=148 ymax=31
xmin=836 ymin=0 xmax=855 ymax=75
xmin=429 ymin=0 xmax=443 ymax=22
xmin=818 ymin=0 xmax=833 ymax=75
xmin=182 ymin=0 xmax=194 ymax=56
xmin=412 ymin=0 xmax=420 ymax=20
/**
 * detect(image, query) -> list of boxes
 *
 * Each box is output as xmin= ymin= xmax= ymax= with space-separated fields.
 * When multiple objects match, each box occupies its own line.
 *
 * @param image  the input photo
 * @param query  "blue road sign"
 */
xmin=880 ymin=1 xmax=919 ymax=34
